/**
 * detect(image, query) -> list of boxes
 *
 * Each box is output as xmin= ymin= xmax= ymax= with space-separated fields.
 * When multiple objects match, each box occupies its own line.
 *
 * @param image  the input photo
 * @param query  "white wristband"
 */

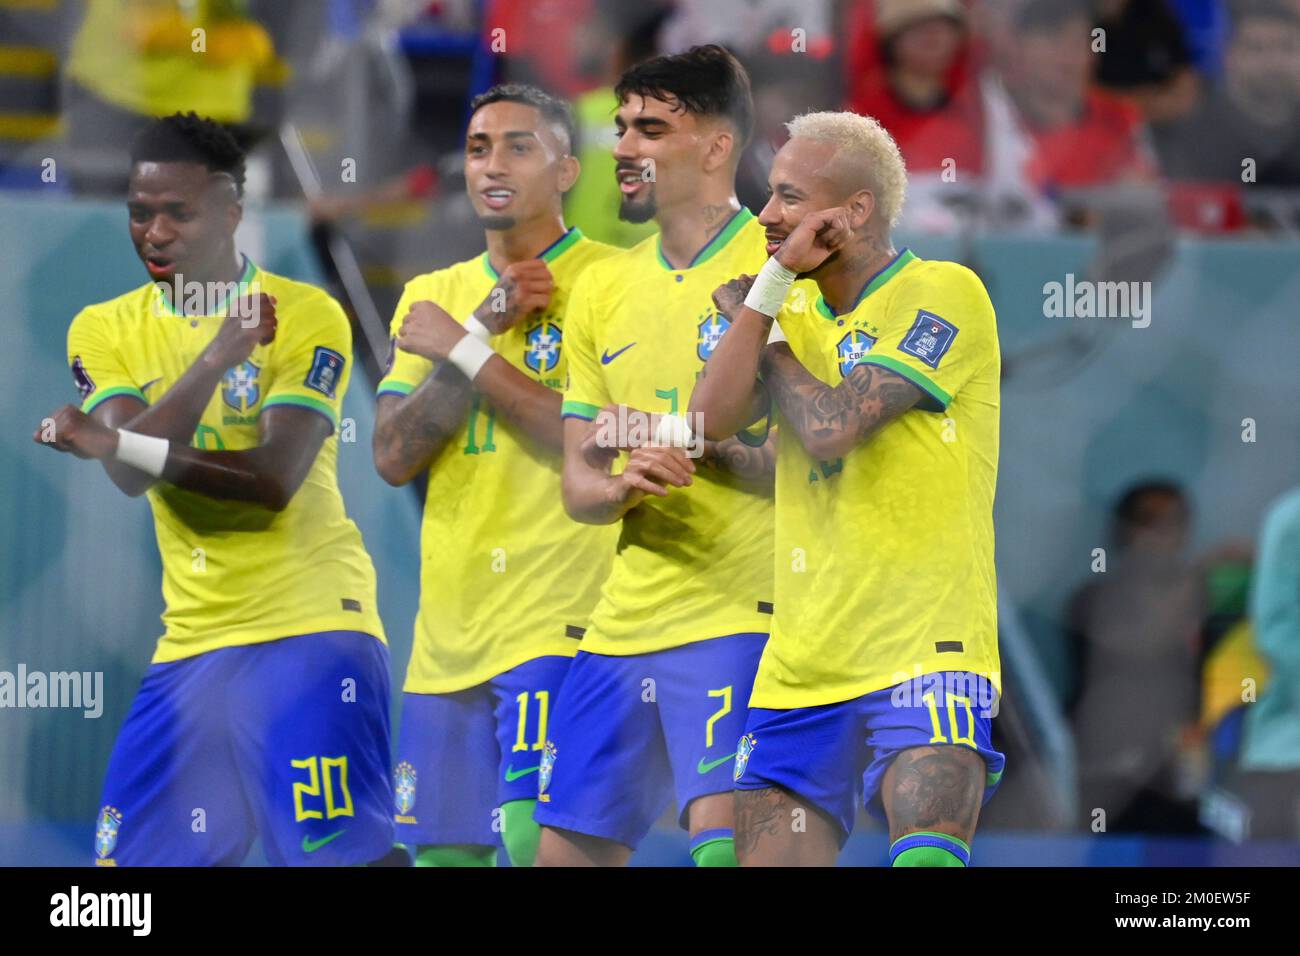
xmin=766 ymin=318 xmax=787 ymax=344
xmin=115 ymin=429 xmax=169 ymax=477
xmin=743 ymin=256 xmax=797 ymax=318
xmin=464 ymin=314 xmax=492 ymax=342
xmin=447 ymin=332 xmax=495 ymax=381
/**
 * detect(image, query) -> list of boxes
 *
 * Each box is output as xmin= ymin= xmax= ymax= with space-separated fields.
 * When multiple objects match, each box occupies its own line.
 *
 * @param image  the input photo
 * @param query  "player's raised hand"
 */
xmin=207 ymin=292 xmax=277 ymax=369
xmin=475 ymin=259 xmax=554 ymax=334
xmin=33 ymin=404 xmax=118 ymax=460
xmin=774 ymin=207 xmax=852 ymax=275
xmin=712 ymin=274 xmax=756 ymax=318
xmin=612 ymin=445 xmax=695 ymax=505
xmin=397 ymin=300 xmax=466 ymax=361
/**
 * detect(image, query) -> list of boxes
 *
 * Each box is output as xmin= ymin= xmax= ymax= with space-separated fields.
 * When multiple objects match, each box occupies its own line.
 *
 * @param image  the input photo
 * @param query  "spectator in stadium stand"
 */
xmin=994 ymin=0 xmax=1157 ymax=200
xmin=847 ymin=0 xmax=983 ymax=180
xmin=1153 ymin=0 xmax=1300 ymax=188
xmin=1231 ymin=486 xmax=1300 ymax=839
xmin=1065 ymin=481 xmax=1207 ymax=834
xmin=1092 ymin=0 xmax=1201 ymax=124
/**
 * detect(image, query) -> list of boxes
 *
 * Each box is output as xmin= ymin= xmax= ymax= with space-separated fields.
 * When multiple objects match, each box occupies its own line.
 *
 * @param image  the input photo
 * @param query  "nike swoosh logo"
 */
xmin=141 ymin=378 xmax=163 ymax=392
xmin=601 ymin=342 xmax=636 ymax=365
xmin=697 ymin=753 xmax=736 ymax=775
xmin=301 ymin=830 xmax=345 ymax=853
xmin=504 ymin=764 xmax=540 ymax=782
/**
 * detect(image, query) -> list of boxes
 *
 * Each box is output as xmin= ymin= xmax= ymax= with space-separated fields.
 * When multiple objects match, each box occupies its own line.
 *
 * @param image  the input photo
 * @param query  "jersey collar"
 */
xmin=481 ymin=226 xmax=584 ymax=281
xmin=152 ymin=255 xmax=258 ymax=317
xmin=655 ymin=207 xmax=753 ymax=271
xmin=814 ymin=248 xmax=915 ymax=320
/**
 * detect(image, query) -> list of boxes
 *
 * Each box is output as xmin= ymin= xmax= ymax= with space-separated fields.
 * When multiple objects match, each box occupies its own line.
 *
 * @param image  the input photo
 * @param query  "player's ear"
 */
xmin=849 ymin=189 xmax=874 ymax=231
xmin=557 ymin=154 xmax=580 ymax=194
xmin=703 ymin=128 xmax=735 ymax=175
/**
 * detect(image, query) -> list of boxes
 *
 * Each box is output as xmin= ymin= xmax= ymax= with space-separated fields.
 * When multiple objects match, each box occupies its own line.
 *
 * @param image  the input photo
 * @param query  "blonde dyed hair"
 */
xmin=785 ymin=111 xmax=908 ymax=227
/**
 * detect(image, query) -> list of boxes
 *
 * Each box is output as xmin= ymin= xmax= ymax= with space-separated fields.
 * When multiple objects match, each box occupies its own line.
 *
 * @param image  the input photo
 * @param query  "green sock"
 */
xmin=414 ymin=843 xmax=497 ymax=867
xmin=500 ymin=799 xmax=541 ymax=868
xmin=690 ymin=828 xmax=738 ymax=866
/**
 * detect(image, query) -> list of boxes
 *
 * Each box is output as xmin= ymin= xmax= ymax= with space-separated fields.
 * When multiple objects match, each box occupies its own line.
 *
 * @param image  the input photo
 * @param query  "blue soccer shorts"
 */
xmin=733 ymin=671 xmax=1006 ymax=842
xmin=532 ymin=632 xmax=767 ymax=849
xmin=392 ymin=655 xmax=571 ymax=847
xmin=95 ymin=630 xmax=394 ymax=866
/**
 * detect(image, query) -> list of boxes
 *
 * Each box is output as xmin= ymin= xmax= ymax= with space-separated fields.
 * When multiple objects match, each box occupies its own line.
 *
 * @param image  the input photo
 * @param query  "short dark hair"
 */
xmin=1114 ymin=479 xmax=1189 ymax=527
xmin=615 ymin=43 xmax=754 ymax=147
xmin=469 ymin=83 xmax=576 ymax=154
xmin=129 ymin=112 xmax=246 ymax=195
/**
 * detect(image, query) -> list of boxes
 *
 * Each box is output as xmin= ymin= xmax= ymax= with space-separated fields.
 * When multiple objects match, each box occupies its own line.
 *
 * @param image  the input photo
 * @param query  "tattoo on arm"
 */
xmin=761 ymin=346 xmax=922 ymax=458
xmin=374 ymin=363 xmax=472 ymax=481
xmin=885 ymin=746 xmax=984 ymax=843
xmin=703 ymin=434 xmax=775 ymax=486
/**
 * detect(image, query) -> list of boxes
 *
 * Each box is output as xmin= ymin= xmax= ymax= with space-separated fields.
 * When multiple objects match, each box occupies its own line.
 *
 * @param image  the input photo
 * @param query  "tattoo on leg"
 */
xmin=887 ymin=746 xmax=983 ymax=841
xmin=734 ymin=787 xmax=791 ymax=858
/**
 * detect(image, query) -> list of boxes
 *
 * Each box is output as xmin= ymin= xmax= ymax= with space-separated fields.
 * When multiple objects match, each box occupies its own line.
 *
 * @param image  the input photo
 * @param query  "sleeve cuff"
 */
xmin=82 ymin=385 xmax=146 ymax=413
xmin=861 ymin=355 xmax=951 ymax=411
xmin=561 ymin=399 xmax=600 ymax=421
xmin=377 ymin=380 xmax=417 ymax=397
xmin=261 ymin=394 xmax=340 ymax=429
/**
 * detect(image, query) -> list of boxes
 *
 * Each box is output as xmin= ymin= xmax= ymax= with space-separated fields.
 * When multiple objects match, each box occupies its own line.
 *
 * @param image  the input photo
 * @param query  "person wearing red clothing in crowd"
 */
xmin=1001 ymin=0 xmax=1156 ymax=196
xmin=847 ymin=0 xmax=983 ymax=180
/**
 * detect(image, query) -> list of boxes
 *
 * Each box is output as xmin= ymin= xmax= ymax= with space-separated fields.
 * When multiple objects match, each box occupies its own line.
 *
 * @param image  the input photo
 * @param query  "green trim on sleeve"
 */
xmin=262 ymin=393 xmax=340 ymax=426
xmin=561 ymin=399 xmax=600 ymax=421
xmin=861 ymin=355 xmax=951 ymax=411
xmin=82 ymin=385 xmax=146 ymax=412
xmin=376 ymin=380 xmax=417 ymax=397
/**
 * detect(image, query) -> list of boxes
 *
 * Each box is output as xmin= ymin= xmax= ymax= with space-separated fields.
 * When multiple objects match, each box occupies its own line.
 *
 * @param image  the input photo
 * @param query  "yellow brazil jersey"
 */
xmin=378 ymin=228 xmax=621 ymax=694
xmin=560 ymin=208 xmax=781 ymax=656
xmin=66 ymin=258 xmax=385 ymax=664
xmin=752 ymin=249 xmax=1002 ymax=709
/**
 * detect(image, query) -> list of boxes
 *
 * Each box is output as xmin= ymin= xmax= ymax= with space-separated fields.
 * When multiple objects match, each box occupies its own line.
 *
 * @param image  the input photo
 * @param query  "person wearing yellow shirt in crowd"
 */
xmin=33 ymin=113 xmax=396 ymax=866
xmin=65 ymin=0 xmax=278 ymax=192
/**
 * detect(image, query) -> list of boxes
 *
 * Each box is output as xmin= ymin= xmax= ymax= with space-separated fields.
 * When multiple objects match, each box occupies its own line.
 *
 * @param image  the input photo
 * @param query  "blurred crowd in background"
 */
xmin=2 ymin=0 xmax=1298 ymax=844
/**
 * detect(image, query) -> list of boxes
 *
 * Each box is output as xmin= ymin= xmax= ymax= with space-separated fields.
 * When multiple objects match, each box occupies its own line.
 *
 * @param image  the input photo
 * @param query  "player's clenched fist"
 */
xmin=775 ymin=207 xmax=852 ymax=275
xmin=712 ymin=274 xmax=756 ymax=318
xmin=396 ymin=299 xmax=468 ymax=362
xmin=33 ymin=404 xmax=118 ymax=460
xmin=474 ymin=259 xmax=554 ymax=334
xmin=611 ymin=445 xmax=695 ymax=506
xmin=207 ymin=292 xmax=278 ymax=369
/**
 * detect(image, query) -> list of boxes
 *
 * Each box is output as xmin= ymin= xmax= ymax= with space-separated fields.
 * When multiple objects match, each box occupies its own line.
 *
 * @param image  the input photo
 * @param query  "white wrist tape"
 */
xmin=653 ymin=413 xmax=693 ymax=449
xmin=743 ymin=256 xmax=797 ymax=318
xmin=766 ymin=318 xmax=787 ymax=344
xmin=115 ymin=429 xmax=169 ymax=477
xmin=447 ymin=332 xmax=495 ymax=381
xmin=464 ymin=314 xmax=492 ymax=342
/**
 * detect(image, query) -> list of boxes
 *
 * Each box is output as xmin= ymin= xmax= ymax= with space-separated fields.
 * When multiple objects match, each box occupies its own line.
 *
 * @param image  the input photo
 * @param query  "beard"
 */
xmin=478 ymin=213 xmax=516 ymax=230
xmin=619 ymin=188 xmax=657 ymax=224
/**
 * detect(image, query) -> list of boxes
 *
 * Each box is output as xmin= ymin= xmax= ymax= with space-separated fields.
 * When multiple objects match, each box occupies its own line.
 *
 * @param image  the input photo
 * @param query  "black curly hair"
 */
xmin=615 ymin=44 xmax=754 ymax=148
xmin=129 ymin=112 xmax=247 ymax=196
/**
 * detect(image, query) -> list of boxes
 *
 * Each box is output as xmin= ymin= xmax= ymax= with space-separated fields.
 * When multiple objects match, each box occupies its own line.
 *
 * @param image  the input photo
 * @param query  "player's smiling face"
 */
xmin=464 ymin=101 xmax=576 ymax=231
xmin=758 ymin=137 xmax=845 ymax=257
xmin=127 ymin=161 xmax=240 ymax=284
xmin=613 ymin=93 xmax=719 ymax=224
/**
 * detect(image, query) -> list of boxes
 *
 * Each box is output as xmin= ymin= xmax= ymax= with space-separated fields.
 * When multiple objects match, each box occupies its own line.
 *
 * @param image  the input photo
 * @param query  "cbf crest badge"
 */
xmin=697 ymin=310 xmax=731 ymax=361
xmin=524 ymin=322 xmax=562 ymax=374
xmin=221 ymin=360 xmax=260 ymax=412
xmin=95 ymin=805 xmax=122 ymax=861
xmin=394 ymin=761 xmax=417 ymax=819
xmin=837 ymin=330 xmax=876 ymax=377
xmin=538 ymin=740 xmax=558 ymax=800
xmin=733 ymin=734 xmax=756 ymax=782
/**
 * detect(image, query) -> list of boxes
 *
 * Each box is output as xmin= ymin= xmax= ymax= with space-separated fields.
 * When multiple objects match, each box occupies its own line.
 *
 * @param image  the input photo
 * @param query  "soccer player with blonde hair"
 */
xmin=691 ymin=110 xmax=1005 ymax=866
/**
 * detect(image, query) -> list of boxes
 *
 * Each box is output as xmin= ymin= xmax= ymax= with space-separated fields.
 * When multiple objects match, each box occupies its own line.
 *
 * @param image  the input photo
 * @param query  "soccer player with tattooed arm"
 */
xmin=690 ymin=110 xmax=1005 ymax=867
xmin=372 ymin=84 xmax=620 ymax=867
